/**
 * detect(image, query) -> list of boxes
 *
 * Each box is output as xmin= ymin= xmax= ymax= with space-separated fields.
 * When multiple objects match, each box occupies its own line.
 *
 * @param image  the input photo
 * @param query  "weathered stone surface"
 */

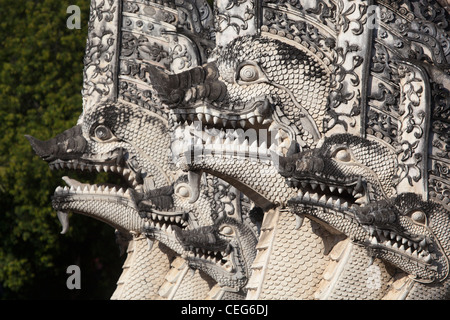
xmin=28 ymin=0 xmax=450 ymax=299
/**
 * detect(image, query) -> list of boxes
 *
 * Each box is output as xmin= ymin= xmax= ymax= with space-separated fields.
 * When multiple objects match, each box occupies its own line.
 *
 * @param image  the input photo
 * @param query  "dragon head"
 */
xmin=26 ymin=102 xmax=186 ymax=233
xmin=279 ymin=133 xmax=398 ymax=211
xmin=290 ymin=192 xmax=450 ymax=286
xmin=148 ymin=34 xmax=330 ymax=208
xmin=354 ymin=193 xmax=450 ymax=284
xmin=280 ymin=133 xmax=449 ymax=284
xmin=171 ymin=209 xmax=260 ymax=291
xmin=27 ymin=101 xmax=260 ymax=294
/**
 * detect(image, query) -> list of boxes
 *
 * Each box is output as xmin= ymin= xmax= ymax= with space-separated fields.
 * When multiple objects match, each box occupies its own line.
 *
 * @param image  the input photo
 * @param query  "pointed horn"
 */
xmin=26 ymin=125 xmax=87 ymax=162
xmin=147 ymin=63 xmax=227 ymax=108
xmin=25 ymin=134 xmax=54 ymax=160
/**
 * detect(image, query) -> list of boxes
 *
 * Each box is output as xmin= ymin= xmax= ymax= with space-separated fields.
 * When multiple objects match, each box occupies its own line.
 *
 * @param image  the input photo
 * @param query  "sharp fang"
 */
xmin=147 ymin=239 xmax=154 ymax=251
xmin=319 ymin=194 xmax=327 ymax=203
xmin=303 ymin=191 xmax=310 ymax=201
xmin=326 ymin=197 xmax=333 ymax=206
xmin=62 ymin=176 xmax=84 ymax=188
xmin=419 ymin=238 xmax=427 ymax=248
xmin=295 ymin=214 xmax=304 ymax=230
xmin=57 ymin=211 xmax=69 ymax=235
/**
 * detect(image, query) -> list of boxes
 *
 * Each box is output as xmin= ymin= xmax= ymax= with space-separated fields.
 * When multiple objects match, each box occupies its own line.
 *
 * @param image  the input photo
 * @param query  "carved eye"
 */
xmin=94 ymin=125 xmax=113 ymax=141
xmin=236 ymin=62 xmax=266 ymax=84
xmin=239 ymin=65 xmax=260 ymax=82
xmin=175 ymin=183 xmax=191 ymax=198
xmin=333 ymin=148 xmax=352 ymax=162
xmin=411 ymin=210 xmax=426 ymax=225
xmin=219 ymin=225 xmax=234 ymax=237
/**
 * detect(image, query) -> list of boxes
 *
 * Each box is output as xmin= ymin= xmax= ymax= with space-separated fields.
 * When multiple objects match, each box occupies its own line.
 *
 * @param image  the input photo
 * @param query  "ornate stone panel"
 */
xmin=27 ymin=0 xmax=450 ymax=300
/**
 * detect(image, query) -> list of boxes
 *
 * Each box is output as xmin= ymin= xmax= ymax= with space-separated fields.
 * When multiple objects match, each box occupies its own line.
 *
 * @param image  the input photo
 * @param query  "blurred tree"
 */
xmin=0 ymin=0 xmax=125 ymax=299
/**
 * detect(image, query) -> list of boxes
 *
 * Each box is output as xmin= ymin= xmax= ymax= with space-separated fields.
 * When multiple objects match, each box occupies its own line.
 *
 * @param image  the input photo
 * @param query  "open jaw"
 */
xmin=181 ymin=248 xmax=244 ymax=289
xmin=170 ymin=103 xmax=299 ymax=209
xmin=144 ymin=218 xmax=253 ymax=290
xmin=353 ymin=199 xmax=440 ymax=281
xmin=184 ymin=245 xmax=234 ymax=273
xmin=48 ymin=147 xmax=143 ymax=190
xmin=52 ymin=176 xmax=142 ymax=234
xmin=170 ymin=96 xmax=299 ymax=167
xmin=287 ymin=175 xmax=368 ymax=212
xmin=52 ymin=166 xmax=247 ymax=288
xmin=48 ymin=152 xmax=249 ymax=288
xmin=41 ymin=147 xmax=189 ymax=236
xmin=361 ymin=226 xmax=434 ymax=269
xmin=289 ymin=187 xmax=439 ymax=281
xmin=171 ymin=96 xmax=273 ymax=131
xmin=173 ymin=225 xmax=235 ymax=274
xmin=356 ymin=220 xmax=440 ymax=282
xmin=171 ymin=223 xmax=250 ymax=289
xmin=286 ymin=175 xmax=370 ymax=249
xmin=51 ymin=175 xmax=189 ymax=237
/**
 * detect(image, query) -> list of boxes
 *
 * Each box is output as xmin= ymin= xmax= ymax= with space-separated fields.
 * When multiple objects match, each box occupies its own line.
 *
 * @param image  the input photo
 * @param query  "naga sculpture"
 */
xmin=27 ymin=0 xmax=450 ymax=299
xmin=27 ymin=0 xmax=260 ymax=299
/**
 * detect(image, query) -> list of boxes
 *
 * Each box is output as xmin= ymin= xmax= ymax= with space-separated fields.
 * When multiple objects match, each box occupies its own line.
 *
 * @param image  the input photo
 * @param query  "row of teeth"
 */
xmin=146 ymin=213 xmax=188 ymax=227
xmin=144 ymin=222 xmax=232 ymax=268
xmin=295 ymin=187 xmax=366 ymax=209
xmin=294 ymin=180 xmax=363 ymax=197
xmin=368 ymin=229 xmax=431 ymax=262
xmin=188 ymin=248 xmax=230 ymax=266
xmin=172 ymin=109 xmax=272 ymax=128
xmin=144 ymin=220 xmax=187 ymax=233
xmin=50 ymin=161 xmax=139 ymax=187
xmin=55 ymin=185 xmax=131 ymax=198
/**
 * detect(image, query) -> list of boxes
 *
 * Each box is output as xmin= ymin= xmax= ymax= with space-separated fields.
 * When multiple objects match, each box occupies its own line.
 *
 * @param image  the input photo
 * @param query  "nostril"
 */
xmin=295 ymin=158 xmax=314 ymax=172
xmin=313 ymin=158 xmax=324 ymax=172
xmin=295 ymin=159 xmax=307 ymax=171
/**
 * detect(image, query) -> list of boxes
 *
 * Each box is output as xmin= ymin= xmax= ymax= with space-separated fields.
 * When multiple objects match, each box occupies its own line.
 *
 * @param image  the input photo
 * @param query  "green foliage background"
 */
xmin=0 ymin=0 xmax=125 ymax=299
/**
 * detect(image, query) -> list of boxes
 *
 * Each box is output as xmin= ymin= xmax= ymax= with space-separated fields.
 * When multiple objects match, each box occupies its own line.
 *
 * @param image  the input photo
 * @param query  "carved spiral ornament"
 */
xmin=239 ymin=65 xmax=259 ymax=82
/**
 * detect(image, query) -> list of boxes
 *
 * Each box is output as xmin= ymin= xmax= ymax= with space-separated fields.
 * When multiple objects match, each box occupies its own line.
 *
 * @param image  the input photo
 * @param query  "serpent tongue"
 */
xmin=62 ymin=176 xmax=86 ymax=188
xmin=188 ymin=170 xmax=202 ymax=203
